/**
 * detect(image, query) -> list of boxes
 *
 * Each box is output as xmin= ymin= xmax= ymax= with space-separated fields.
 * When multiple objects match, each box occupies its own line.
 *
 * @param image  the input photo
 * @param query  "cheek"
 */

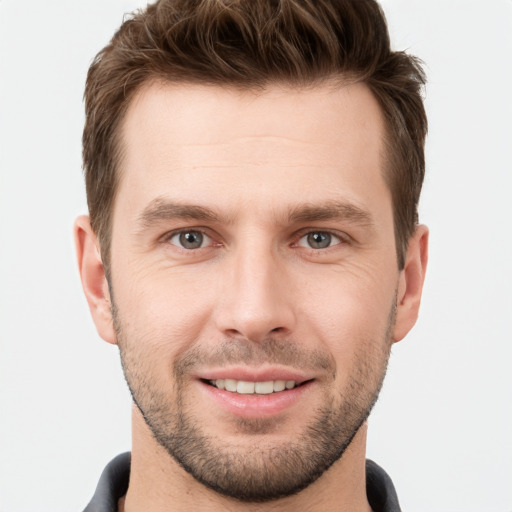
xmin=298 ymin=264 xmax=396 ymax=365
xmin=112 ymin=262 xmax=218 ymax=360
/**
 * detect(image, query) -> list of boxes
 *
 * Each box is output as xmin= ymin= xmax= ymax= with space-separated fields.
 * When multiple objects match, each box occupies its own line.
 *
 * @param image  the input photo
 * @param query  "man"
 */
xmin=75 ymin=0 xmax=428 ymax=510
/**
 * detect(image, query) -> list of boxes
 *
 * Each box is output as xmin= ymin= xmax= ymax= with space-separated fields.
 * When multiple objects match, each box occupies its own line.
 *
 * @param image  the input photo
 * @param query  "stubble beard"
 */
xmin=114 ymin=300 xmax=395 ymax=503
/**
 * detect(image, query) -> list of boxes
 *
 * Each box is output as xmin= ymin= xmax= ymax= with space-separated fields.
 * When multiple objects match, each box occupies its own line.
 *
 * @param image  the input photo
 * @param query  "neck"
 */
xmin=120 ymin=407 xmax=372 ymax=512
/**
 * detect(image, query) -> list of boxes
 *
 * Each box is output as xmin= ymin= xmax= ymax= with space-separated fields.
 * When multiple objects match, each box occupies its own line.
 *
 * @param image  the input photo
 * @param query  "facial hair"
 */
xmin=114 ymin=298 xmax=396 ymax=503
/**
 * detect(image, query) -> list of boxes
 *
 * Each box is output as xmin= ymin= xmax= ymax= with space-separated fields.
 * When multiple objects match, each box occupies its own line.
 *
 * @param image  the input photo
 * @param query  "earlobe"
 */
xmin=393 ymin=225 xmax=429 ymax=342
xmin=74 ymin=215 xmax=117 ymax=345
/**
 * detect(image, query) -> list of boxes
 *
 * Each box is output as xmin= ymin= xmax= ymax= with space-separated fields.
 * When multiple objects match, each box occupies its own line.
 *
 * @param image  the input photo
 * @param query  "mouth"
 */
xmin=197 ymin=370 xmax=316 ymax=418
xmin=203 ymin=378 xmax=308 ymax=395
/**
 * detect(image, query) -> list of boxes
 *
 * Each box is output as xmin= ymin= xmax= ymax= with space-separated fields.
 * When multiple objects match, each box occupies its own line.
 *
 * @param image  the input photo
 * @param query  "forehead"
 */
xmin=121 ymin=80 xmax=385 ymax=155
xmin=116 ymin=80 xmax=389 ymax=219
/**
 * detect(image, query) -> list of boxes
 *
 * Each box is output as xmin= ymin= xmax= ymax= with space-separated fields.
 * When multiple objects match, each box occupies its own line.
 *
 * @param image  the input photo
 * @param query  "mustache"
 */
xmin=174 ymin=338 xmax=336 ymax=377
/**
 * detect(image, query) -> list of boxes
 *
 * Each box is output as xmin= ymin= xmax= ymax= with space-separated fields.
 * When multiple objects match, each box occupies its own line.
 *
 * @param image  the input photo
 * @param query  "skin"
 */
xmin=75 ymin=81 xmax=428 ymax=511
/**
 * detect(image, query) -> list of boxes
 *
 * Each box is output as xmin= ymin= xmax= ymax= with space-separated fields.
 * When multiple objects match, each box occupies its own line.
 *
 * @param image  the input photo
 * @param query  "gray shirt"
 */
xmin=83 ymin=453 xmax=401 ymax=511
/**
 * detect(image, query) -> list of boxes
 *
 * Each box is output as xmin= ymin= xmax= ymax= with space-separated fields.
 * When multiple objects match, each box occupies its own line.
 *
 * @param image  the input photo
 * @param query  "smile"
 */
xmin=208 ymin=379 xmax=300 ymax=394
xmin=199 ymin=375 xmax=314 ymax=418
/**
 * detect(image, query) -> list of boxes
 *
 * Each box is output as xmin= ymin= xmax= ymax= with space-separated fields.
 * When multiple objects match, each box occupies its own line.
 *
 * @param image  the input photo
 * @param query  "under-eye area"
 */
xmin=203 ymin=379 xmax=312 ymax=395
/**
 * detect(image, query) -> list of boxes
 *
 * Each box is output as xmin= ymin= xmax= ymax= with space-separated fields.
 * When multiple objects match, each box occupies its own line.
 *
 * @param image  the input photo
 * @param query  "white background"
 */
xmin=0 ymin=1 xmax=511 ymax=510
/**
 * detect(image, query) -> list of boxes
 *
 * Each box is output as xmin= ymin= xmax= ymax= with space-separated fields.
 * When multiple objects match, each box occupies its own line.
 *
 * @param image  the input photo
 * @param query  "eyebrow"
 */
xmin=136 ymin=197 xmax=374 ymax=232
xmin=287 ymin=200 xmax=373 ymax=226
xmin=136 ymin=198 xmax=226 ymax=230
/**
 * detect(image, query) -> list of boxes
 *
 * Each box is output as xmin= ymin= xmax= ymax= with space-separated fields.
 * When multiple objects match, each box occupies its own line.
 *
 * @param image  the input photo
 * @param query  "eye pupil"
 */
xmin=179 ymin=231 xmax=203 ymax=249
xmin=307 ymin=232 xmax=331 ymax=249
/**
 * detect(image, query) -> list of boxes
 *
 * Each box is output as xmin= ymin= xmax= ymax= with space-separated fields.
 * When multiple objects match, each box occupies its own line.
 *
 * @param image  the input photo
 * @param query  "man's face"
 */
xmin=108 ymin=81 xmax=401 ymax=500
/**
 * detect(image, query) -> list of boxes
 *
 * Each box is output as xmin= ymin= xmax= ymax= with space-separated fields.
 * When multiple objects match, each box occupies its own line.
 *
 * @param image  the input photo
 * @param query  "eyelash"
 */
xmin=294 ymin=230 xmax=345 ymax=250
xmin=163 ymin=229 xmax=217 ymax=251
xmin=162 ymin=228 xmax=350 ymax=252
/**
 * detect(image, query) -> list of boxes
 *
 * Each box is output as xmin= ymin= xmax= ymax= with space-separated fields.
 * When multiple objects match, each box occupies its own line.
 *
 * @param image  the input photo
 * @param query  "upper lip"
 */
xmin=196 ymin=367 xmax=315 ymax=385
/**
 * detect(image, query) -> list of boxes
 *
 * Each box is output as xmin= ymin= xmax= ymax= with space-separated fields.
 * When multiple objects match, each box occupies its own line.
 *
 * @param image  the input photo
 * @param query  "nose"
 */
xmin=213 ymin=240 xmax=296 ymax=343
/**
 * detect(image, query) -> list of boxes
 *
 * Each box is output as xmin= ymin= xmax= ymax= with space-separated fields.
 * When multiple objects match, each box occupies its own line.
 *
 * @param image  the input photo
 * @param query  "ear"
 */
xmin=74 ymin=215 xmax=117 ymax=345
xmin=394 ymin=225 xmax=429 ymax=342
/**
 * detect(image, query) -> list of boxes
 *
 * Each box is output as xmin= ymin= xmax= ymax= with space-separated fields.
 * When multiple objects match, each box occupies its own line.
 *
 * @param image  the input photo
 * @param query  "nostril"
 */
xmin=225 ymin=328 xmax=243 ymax=338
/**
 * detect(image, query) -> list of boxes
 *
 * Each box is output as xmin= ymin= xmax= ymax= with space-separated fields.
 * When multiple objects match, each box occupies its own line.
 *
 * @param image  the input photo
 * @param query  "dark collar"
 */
xmin=83 ymin=453 xmax=401 ymax=512
xmin=366 ymin=459 xmax=402 ymax=512
xmin=83 ymin=453 xmax=130 ymax=512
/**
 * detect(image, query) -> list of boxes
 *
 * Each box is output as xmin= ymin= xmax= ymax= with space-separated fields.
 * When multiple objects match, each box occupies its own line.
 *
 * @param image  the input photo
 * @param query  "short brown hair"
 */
xmin=83 ymin=0 xmax=427 ymax=271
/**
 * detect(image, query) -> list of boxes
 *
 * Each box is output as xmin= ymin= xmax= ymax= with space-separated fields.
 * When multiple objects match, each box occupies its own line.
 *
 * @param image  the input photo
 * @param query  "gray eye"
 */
xmin=170 ymin=230 xmax=208 ymax=249
xmin=307 ymin=232 xmax=331 ymax=249
xmin=297 ymin=231 xmax=341 ymax=249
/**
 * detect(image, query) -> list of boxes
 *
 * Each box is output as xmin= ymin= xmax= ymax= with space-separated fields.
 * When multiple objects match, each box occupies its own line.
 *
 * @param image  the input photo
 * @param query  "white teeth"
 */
xmin=210 ymin=379 xmax=298 ymax=394
xmin=255 ymin=381 xmax=274 ymax=394
xmin=237 ymin=381 xmax=255 ymax=394
xmin=273 ymin=380 xmax=286 ymax=392
xmin=224 ymin=379 xmax=237 ymax=392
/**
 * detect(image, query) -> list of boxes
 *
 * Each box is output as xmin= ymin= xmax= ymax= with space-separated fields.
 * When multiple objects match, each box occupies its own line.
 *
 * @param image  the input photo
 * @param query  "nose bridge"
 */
xmin=215 ymin=233 xmax=295 ymax=341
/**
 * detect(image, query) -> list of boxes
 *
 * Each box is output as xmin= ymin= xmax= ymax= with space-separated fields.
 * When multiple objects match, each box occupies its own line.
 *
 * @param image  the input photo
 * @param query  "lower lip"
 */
xmin=199 ymin=380 xmax=313 ymax=419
